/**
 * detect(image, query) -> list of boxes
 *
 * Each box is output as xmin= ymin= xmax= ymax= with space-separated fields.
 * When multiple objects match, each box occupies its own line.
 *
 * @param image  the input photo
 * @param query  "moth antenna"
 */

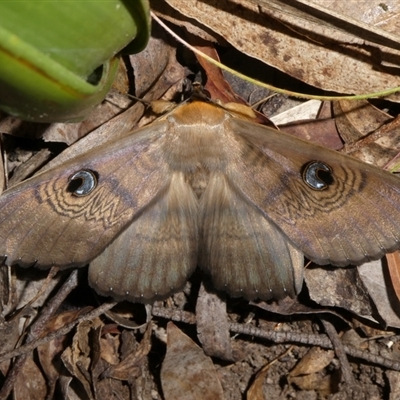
xmin=127 ymin=93 xmax=178 ymax=116
xmin=126 ymin=93 xmax=150 ymax=106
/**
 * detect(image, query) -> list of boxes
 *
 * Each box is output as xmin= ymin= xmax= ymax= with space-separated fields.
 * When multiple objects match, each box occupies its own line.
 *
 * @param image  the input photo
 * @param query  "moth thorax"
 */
xmin=166 ymin=121 xmax=227 ymax=172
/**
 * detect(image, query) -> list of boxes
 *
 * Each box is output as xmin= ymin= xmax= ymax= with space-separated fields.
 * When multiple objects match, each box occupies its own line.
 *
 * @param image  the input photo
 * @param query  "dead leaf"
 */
xmin=157 ymin=0 xmax=400 ymax=98
xmin=333 ymin=100 xmax=400 ymax=167
xmin=386 ymin=251 xmax=400 ymax=302
xmin=289 ymin=372 xmax=339 ymax=397
xmin=333 ymin=100 xmax=393 ymax=144
xmin=13 ymin=357 xmax=47 ymax=400
xmin=386 ymin=370 xmax=400 ymax=400
xmin=290 ymin=347 xmax=335 ymax=377
xmin=61 ymin=320 xmax=100 ymax=400
xmin=161 ymin=322 xmax=225 ymax=400
xmin=358 ymin=260 xmax=400 ymax=328
xmin=37 ymin=309 xmax=93 ymax=399
xmin=280 ymin=117 xmax=343 ymax=150
xmin=100 ymin=322 xmax=152 ymax=381
xmin=196 ymin=281 xmax=233 ymax=361
xmin=0 ymin=139 xmax=4 ymax=193
xmin=246 ymin=347 xmax=293 ymax=399
xmin=131 ymin=22 xmax=187 ymax=100
xmin=288 ymin=347 xmax=338 ymax=397
xmin=270 ymin=100 xmax=322 ymax=125
xmin=8 ymin=149 xmax=52 ymax=186
xmin=0 ymin=317 xmax=20 ymax=376
xmin=269 ymin=100 xmax=342 ymax=149
xmin=305 ymin=266 xmax=375 ymax=321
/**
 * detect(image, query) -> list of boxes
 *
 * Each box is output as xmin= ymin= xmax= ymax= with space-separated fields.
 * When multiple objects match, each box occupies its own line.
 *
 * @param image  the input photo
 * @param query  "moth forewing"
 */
xmin=0 ymin=117 xmax=171 ymax=268
xmin=229 ymin=116 xmax=400 ymax=267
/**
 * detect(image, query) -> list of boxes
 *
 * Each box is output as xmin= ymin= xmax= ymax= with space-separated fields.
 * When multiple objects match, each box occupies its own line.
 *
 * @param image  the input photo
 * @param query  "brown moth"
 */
xmin=0 ymin=99 xmax=399 ymax=302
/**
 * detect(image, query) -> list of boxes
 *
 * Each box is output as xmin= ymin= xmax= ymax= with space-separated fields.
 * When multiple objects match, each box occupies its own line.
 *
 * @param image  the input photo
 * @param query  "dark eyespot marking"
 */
xmin=67 ymin=170 xmax=98 ymax=196
xmin=302 ymin=161 xmax=333 ymax=190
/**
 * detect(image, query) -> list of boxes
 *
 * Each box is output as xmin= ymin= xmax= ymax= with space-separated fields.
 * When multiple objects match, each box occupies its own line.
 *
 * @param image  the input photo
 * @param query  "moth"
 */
xmin=0 ymin=98 xmax=399 ymax=302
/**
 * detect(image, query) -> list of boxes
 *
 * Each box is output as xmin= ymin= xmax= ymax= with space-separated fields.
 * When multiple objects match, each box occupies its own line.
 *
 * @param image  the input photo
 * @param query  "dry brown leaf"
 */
xmin=289 ymin=347 xmax=338 ymax=397
xmin=161 ymin=322 xmax=225 ymax=400
xmin=8 ymin=149 xmax=52 ymax=186
xmin=37 ymin=309 xmax=93 ymax=399
xmin=246 ymin=362 xmax=274 ymax=400
xmin=130 ymin=22 xmax=187 ymax=101
xmin=184 ymin=34 xmax=248 ymax=104
xmin=42 ymin=93 xmax=131 ymax=145
xmin=158 ymin=0 xmax=400 ymax=98
xmin=344 ymin=124 xmax=400 ymax=168
xmin=196 ymin=281 xmax=233 ymax=361
xmin=386 ymin=370 xmax=400 ymax=400
xmin=101 ymin=322 xmax=152 ymax=381
xmin=254 ymin=295 xmax=340 ymax=318
xmin=246 ymin=346 xmax=294 ymax=399
xmin=0 ymin=139 xmax=4 ymax=194
xmin=61 ymin=320 xmax=99 ymax=399
xmin=290 ymin=347 xmax=335 ymax=377
xmin=270 ymin=100 xmax=322 ymax=124
xmin=13 ymin=357 xmax=47 ymax=400
xmin=0 ymin=318 xmax=20 ymax=376
xmin=3 ymin=270 xmax=61 ymax=315
xmin=248 ymin=0 xmax=400 ymax=51
xmin=333 ymin=100 xmax=393 ymax=144
xmin=305 ymin=267 xmax=375 ymax=321
xmin=358 ymin=260 xmax=400 ymax=328
xmin=386 ymin=251 xmax=400 ymax=303
xmin=289 ymin=372 xmax=339 ymax=397
xmin=280 ymin=117 xmax=342 ymax=150
xmin=97 ymin=328 xmax=121 ymax=367
xmin=152 ymin=0 xmax=220 ymax=43
xmin=332 ymin=100 xmax=400 ymax=167
xmin=340 ymin=329 xmax=368 ymax=352
xmin=271 ymin=100 xmax=343 ymax=149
